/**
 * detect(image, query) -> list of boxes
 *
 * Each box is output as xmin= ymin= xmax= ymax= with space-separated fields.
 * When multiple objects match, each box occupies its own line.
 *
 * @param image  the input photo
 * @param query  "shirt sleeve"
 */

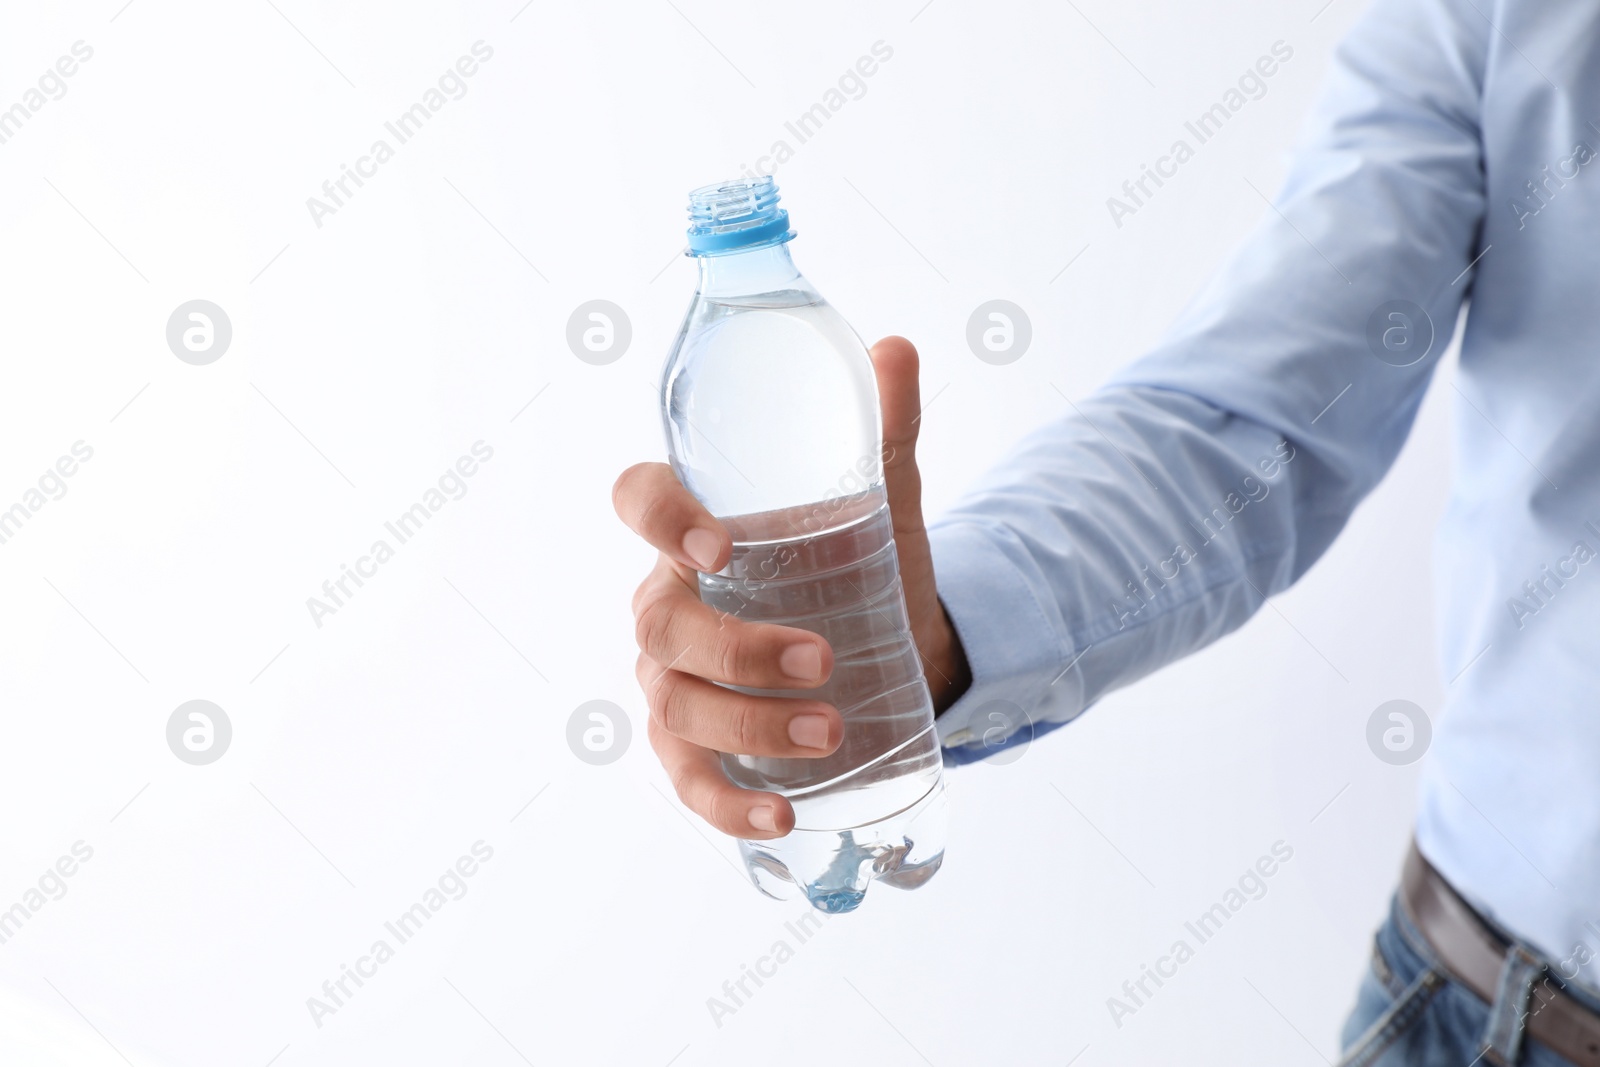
xmin=930 ymin=0 xmax=1489 ymax=762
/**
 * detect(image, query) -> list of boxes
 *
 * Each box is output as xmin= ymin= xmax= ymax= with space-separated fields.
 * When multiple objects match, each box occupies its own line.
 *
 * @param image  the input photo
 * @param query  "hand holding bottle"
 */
xmin=613 ymin=336 xmax=968 ymax=844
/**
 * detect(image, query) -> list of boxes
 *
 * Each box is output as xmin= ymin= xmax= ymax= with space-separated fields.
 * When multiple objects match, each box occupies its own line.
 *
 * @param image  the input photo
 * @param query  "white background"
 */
xmin=0 ymin=0 xmax=1455 ymax=1064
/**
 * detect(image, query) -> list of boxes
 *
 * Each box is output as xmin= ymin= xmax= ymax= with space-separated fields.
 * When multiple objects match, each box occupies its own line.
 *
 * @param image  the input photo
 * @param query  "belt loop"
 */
xmin=1482 ymin=945 xmax=1544 ymax=1066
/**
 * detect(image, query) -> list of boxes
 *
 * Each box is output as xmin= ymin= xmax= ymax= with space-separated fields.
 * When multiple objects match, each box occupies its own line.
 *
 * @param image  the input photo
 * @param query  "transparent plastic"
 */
xmin=658 ymin=178 xmax=946 ymax=913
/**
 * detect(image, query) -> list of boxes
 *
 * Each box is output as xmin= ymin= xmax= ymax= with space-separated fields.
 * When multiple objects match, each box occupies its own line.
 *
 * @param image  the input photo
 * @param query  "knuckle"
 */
xmin=668 ymin=762 xmax=698 ymax=808
xmin=646 ymin=715 xmax=668 ymax=757
xmin=655 ymin=675 xmax=693 ymax=736
xmin=703 ymin=790 xmax=744 ymax=834
xmin=730 ymin=699 xmax=766 ymax=755
xmin=645 ymin=670 xmax=672 ymax=723
xmin=612 ymin=463 xmax=646 ymax=517
xmin=630 ymin=572 xmax=656 ymax=617
xmin=710 ymin=630 xmax=748 ymax=681
xmin=633 ymin=593 xmax=676 ymax=657
xmin=632 ymin=492 xmax=671 ymax=538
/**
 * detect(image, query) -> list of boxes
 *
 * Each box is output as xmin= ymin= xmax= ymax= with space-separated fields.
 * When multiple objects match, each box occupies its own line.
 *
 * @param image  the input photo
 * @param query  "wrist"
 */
xmin=924 ymin=602 xmax=972 ymax=714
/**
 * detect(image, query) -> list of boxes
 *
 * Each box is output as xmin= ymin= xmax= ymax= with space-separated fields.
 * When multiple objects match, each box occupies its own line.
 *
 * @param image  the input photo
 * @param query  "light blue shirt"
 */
xmin=928 ymin=0 xmax=1600 ymax=976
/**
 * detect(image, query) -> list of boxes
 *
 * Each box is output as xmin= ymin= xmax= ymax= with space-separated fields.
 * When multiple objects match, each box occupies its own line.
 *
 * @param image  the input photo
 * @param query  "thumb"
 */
xmin=869 ymin=334 xmax=940 ymax=638
xmin=869 ymin=335 xmax=968 ymax=708
xmin=869 ymin=334 xmax=925 ymax=533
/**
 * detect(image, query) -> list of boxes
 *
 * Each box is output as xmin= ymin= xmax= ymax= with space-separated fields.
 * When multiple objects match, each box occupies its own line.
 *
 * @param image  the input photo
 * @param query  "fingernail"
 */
xmin=780 ymin=642 xmax=823 ymax=681
xmin=789 ymin=714 xmax=831 ymax=750
xmin=682 ymin=528 xmax=720 ymax=571
xmin=748 ymin=805 xmax=778 ymax=832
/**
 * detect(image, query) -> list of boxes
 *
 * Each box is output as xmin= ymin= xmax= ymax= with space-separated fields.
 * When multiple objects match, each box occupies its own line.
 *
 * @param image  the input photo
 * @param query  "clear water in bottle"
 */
xmin=659 ymin=176 xmax=946 ymax=913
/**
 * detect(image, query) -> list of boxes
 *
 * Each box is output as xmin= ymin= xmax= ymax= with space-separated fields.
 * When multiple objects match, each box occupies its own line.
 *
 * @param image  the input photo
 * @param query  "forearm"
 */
xmin=926 ymin=0 xmax=1488 ymax=759
xmin=927 ymin=385 xmax=1320 ymax=751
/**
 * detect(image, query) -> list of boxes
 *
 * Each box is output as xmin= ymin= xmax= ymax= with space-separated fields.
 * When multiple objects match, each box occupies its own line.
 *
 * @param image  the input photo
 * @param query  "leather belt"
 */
xmin=1401 ymin=843 xmax=1600 ymax=1066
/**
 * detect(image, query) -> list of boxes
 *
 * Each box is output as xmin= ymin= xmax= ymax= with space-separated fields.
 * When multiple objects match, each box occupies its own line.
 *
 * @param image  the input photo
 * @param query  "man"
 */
xmin=614 ymin=0 xmax=1600 ymax=1061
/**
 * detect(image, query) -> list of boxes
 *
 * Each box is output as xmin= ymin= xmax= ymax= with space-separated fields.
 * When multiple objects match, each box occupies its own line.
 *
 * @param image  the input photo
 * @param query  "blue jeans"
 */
xmin=1339 ymin=896 xmax=1600 ymax=1066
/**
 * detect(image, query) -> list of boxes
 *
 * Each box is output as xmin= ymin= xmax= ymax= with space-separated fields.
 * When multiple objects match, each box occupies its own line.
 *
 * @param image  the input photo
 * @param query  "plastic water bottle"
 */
xmin=658 ymin=176 xmax=947 ymax=913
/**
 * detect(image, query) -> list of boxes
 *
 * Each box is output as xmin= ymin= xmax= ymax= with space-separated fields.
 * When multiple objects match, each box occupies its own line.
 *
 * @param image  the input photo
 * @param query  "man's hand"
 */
xmin=612 ymin=336 xmax=969 ymax=841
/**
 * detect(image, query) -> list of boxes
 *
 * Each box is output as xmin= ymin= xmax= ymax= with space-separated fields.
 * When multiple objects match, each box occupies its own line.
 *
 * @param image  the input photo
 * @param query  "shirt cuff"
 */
xmin=925 ymin=519 xmax=1084 ymax=764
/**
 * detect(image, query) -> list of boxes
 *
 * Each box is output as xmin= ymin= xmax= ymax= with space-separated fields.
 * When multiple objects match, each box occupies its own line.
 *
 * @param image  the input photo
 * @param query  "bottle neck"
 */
xmin=695 ymin=242 xmax=803 ymax=299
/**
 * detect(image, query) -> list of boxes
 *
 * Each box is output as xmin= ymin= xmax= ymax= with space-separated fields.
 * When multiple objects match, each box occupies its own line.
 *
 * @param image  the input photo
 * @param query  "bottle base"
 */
xmin=737 ymin=777 xmax=947 ymax=913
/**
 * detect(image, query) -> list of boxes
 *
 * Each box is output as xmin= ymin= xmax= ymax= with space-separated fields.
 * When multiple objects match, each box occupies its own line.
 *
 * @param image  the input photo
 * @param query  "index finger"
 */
xmin=613 ymin=462 xmax=730 ymax=573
